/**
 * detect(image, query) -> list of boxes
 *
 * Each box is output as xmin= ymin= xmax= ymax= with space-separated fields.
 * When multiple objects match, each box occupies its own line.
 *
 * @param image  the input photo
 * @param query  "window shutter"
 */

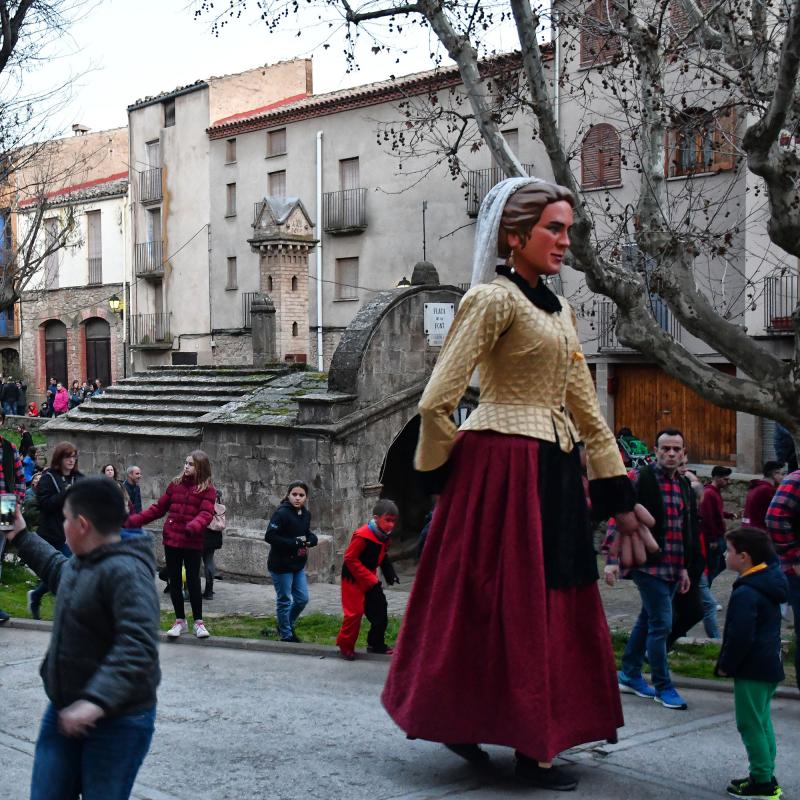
xmin=713 ymin=106 xmax=737 ymax=172
xmin=582 ymin=124 xmax=620 ymax=188
xmin=580 ymin=0 xmax=621 ymax=68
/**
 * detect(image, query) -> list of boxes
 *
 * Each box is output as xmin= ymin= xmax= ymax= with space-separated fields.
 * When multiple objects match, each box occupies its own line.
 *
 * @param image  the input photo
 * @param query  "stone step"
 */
xmin=79 ymin=402 xmax=214 ymax=417
xmin=116 ymin=375 xmax=273 ymax=388
xmin=67 ymin=411 xmax=205 ymax=428
xmin=144 ymin=366 xmax=287 ymax=375
xmin=101 ymin=385 xmax=248 ymax=398
xmin=41 ymin=417 xmax=202 ymax=440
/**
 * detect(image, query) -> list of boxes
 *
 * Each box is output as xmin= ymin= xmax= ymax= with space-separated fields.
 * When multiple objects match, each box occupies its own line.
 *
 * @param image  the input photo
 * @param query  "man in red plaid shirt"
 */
xmin=765 ymin=468 xmax=800 ymax=688
xmin=605 ymin=428 xmax=700 ymax=710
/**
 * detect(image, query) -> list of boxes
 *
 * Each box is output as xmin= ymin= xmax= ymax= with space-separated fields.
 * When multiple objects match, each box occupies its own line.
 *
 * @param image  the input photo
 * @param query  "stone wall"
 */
xmin=307 ymin=327 xmax=344 ymax=371
xmin=20 ymin=284 xmax=125 ymax=402
xmin=212 ymin=332 xmax=253 ymax=366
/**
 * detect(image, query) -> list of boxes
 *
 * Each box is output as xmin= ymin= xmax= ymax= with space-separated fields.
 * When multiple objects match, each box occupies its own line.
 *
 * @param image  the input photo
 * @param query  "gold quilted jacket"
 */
xmin=415 ymin=275 xmax=627 ymax=481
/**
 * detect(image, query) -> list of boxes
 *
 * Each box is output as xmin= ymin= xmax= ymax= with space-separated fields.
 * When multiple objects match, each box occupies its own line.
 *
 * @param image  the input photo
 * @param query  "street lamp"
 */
xmin=108 ymin=294 xmax=125 ymax=316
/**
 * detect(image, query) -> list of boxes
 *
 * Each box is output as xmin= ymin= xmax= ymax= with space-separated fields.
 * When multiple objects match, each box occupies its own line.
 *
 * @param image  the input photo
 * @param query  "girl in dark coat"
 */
xmin=28 ymin=442 xmax=83 ymax=619
xmin=264 ymin=481 xmax=317 ymax=642
xmin=127 ymin=450 xmax=217 ymax=639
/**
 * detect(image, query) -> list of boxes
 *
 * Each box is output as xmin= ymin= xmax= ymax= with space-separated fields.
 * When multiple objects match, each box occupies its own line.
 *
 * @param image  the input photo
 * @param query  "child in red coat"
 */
xmin=337 ymin=499 xmax=400 ymax=660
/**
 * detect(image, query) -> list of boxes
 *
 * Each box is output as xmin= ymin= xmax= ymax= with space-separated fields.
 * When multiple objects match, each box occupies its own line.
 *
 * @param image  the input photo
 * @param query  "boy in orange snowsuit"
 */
xmin=337 ymin=499 xmax=399 ymax=660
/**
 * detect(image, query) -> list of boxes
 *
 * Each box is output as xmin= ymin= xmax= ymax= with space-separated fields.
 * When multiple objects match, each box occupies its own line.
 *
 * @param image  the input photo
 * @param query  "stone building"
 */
xmin=10 ymin=127 xmax=130 ymax=400
xmin=125 ymin=59 xmax=313 ymax=371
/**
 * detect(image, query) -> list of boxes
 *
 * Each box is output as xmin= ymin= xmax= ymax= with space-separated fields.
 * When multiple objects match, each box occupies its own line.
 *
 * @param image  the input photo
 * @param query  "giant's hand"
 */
xmin=612 ymin=504 xmax=659 ymax=568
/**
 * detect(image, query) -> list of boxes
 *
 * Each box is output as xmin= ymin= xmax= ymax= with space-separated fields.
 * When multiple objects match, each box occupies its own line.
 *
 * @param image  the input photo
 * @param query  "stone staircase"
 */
xmin=43 ymin=365 xmax=294 ymax=440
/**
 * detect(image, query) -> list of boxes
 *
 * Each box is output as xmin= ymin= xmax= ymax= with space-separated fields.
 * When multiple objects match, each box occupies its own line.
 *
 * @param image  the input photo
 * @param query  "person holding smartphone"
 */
xmin=0 ymin=430 xmax=26 ymax=624
xmin=27 ymin=442 xmax=83 ymax=620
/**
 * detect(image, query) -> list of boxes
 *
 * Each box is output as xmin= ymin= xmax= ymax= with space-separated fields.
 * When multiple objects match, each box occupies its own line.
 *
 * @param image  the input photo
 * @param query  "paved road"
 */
xmin=2 ymin=628 xmax=798 ymax=800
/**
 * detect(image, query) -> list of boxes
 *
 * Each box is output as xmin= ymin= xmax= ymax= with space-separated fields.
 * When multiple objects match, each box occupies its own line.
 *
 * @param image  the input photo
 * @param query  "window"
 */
xmin=87 ymin=210 xmax=102 ymax=285
xmin=43 ymin=217 xmax=60 ymax=289
xmin=226 ymin=183 xmax=237 ymax=217
xmin=226 ymin=138 xmax=237 ymax=163
xmin=267 ymin=275 xmax=273 ymax=292
xmin=339 ymin=157 xmax=360 ymax=191
xmin=226 ymin=257 xmax=237 ymax=290
xmin=335 ymin=257 xmax=358 ymax=300
xmin=292 ymin=321 xmax=298 ymax=337
xmin=146 ymin=140 xmax=161 ymax=168
xmin=163 ymin=99 xmax=175 ymax=128
xmin=291 ymin=275 xmax=298 ymax=291
xmin=581 ymin=124 xmax=621 ymax=188
xmin=268 ymin=170 xmax=286 ymax=197
xmin=580 ymin=0 xmax=621 ymax=68
xmin=267 ymin=128 xmax=287 ymax=157
xmin=669 ymin=0 xmax=712 ymax=44
xmin=493 ymin=129 xmax=519 ymax=168
xmin=666 ymin=106 xmax=737 ymax=178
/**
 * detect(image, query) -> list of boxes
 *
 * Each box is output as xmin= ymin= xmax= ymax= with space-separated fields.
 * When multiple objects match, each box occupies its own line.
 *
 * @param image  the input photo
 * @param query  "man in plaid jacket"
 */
xmin=765 ymin=468 xmax=800 ymax=688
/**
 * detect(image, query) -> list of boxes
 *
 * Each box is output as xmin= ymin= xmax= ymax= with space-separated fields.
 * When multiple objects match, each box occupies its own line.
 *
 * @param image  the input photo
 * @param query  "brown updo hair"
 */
xmin=497 ymin=181 xmax=576 ymax=258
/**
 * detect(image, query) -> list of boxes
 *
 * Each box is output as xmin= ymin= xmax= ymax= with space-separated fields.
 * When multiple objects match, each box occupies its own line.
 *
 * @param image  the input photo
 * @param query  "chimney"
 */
xmin=72 ymin=123 xmax=90 ymax=136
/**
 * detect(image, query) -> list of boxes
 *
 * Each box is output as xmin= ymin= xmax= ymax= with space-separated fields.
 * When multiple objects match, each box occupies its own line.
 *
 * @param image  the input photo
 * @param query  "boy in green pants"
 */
xmin=716 ymin=527 xmax=787 ymax=800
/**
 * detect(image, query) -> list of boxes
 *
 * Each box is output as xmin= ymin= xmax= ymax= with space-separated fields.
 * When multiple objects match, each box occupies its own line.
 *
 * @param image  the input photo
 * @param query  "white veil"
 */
xmin=470 ymin=176 xmax=544 ymax=288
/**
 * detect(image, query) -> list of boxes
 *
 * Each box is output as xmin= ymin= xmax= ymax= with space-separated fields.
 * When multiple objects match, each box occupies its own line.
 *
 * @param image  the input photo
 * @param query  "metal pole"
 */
xmin=422 ymin=200 xmax=428 ymax=262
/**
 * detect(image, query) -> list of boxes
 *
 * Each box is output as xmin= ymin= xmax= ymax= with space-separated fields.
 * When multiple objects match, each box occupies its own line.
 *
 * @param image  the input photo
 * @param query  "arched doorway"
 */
xmin=44 ymin=320 xmax=67 ymax=385
xmin=379 ymin=415 xmax=432 ymax=555
xmin=85 ymin=317 xmax=111 ymax=387
xmin=0 ymin=348 xmax=19 ymax=377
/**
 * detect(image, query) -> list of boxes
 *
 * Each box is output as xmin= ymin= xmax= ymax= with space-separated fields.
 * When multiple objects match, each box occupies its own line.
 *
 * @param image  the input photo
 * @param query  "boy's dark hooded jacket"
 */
xmin=13 ymin=528 xmax=161 ymax=716
xmin=716 ymin=563 xmax=788 ymax=683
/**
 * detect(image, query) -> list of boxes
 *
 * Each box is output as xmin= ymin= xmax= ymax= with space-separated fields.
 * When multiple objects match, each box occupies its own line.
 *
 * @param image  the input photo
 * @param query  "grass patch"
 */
xmin=2 ymin=429 xmax=47 ymax=449
xmin=0 ymin=560 xmax=55 ymax=619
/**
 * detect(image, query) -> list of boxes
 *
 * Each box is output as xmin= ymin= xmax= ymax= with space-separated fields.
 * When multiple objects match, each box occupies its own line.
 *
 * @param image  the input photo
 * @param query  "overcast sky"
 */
xmin=24 ymin=0 xmax=528 ymax=137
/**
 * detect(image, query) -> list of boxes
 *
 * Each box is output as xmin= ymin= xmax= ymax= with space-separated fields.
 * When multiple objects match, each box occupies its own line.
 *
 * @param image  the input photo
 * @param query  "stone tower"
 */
xmin=248 ymin=197 xmax=316 ymax=362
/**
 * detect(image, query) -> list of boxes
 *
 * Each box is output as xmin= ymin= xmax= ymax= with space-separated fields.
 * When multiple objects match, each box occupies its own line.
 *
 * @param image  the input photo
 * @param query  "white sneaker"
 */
xmin=167 ymin=619 xmax=188 ymax=638
xmin=194 ymin=620 xmax=210 ymax=639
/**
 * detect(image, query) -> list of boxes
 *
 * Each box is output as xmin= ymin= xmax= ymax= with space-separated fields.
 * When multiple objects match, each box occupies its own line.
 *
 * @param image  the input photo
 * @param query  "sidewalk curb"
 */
xmin=4 ymin=619 xmax=797 ymax=696
xmin=1 ymin=618 xmax=392 ymax=662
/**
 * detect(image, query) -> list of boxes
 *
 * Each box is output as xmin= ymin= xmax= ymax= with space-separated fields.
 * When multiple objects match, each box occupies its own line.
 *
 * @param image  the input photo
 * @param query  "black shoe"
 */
xmin=280 ymin=634 xmax=301 ymax=643
xmin=202 ymin=590 xmax=214 ymax=600
xmin=0 ymin=608 xmax=9 ymax=624
xmin=163 ymin=583 xmax=171 ymax=594
xmin=726 ymin=776 xmax=781 ymax=798
xmin=444 ymin=744 xmax=490 ymax=764
xmin=366 ymin=645 xmax=394 ymax=654
xmin=515 ymin=755 xmax=578 ymax=791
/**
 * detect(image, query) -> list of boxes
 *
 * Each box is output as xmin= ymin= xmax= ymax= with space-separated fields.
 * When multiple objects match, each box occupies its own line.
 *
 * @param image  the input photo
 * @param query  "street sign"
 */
xmin=423 ymin=303 xmax=455 ymax=347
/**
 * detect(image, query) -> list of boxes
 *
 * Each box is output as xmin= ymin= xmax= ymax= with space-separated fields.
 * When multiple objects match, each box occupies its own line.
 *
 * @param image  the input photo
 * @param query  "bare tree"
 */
xmin=0 ymin=0 xmax=95 ymax=310
xmin=195 ymin=0 xmax=800 ymax=445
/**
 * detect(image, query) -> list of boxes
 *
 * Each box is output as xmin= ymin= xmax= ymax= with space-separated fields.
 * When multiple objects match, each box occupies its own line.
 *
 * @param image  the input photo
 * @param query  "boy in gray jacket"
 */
xmin=6 ymin=476 xmax=161 ymax=800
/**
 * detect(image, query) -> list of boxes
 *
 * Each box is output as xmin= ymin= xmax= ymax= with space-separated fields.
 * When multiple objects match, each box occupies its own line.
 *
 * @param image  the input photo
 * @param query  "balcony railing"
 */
xmin=466 ymin=164 xmax=536 ymax=217
xmin=597 ymin=298 xmax=682 ymax=350
xmin=88 ymin=257 xmax=102 ymax=286
xmin=323 ymin=188 xmax=367 ymax=234
xmin=130 ymin=312 xmax=172 ymax=348
xmin=241 ymin=291 xmax=259 ymax=329
xmin=764 ymin=272 xmax=798 ymax=333
xmin=134 ymin=241 xmax=164 ymax=277
xmin=139 ymin=168 xmax=162 ymax=204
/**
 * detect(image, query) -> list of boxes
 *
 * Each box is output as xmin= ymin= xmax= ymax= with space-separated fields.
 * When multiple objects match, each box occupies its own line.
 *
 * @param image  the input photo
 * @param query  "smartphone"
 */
xmin=0 ymin=493 xmax=16 ymax=531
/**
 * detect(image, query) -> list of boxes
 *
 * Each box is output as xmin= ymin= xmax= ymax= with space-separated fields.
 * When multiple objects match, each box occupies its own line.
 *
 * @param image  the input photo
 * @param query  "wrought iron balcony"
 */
xmin=241 ymin=291 xmax=259 ymax=329
xmin=466 ymin=164 xmax=536 ymax=217
xmin=130 ymin=312 xmax=172 ymax=348
xmin=87 ymin=257 xmax=102 ymax=286
xmin=139 ymin=168 xmax=162 ymax=204
xmin=764 ymin=272 xmax=798 ymax=334
xmin=322 ymin=188 xmax=367 ymax=234
xmin=597 ymin=298 xmax=682 ymax=350
xmin=134 ymin=241 xmax=164 ymax=279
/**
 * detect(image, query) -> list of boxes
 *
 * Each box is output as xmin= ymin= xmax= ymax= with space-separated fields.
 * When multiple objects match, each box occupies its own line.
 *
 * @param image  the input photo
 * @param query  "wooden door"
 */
xmin=614 ymin=364 xmax=736 ymax=464
xmin=86 ymin=339 xmax=111 ymax=387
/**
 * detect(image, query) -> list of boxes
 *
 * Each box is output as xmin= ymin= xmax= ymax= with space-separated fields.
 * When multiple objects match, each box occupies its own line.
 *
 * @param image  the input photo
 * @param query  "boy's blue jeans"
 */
xmin=621 ymin=570 xmax=679 ymax=692
xmin=270 ymin=569 xmax=309 ymax=639
xmin=31 ymin=703 xmax=155 ymax=800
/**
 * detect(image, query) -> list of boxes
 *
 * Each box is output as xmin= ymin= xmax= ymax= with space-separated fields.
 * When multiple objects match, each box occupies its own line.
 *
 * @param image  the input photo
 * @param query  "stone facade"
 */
xmin=20 ymin=284 xmax=126 ymax=402
xmin=212 ymin=332 xmax=253 ymax=366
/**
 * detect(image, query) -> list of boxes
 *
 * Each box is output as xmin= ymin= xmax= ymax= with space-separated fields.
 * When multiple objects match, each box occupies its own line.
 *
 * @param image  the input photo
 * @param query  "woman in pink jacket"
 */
xmin=127 ymin=450 xmax=217 ymax=638
xmin=52 ymin=383 xmax=69 ymax=416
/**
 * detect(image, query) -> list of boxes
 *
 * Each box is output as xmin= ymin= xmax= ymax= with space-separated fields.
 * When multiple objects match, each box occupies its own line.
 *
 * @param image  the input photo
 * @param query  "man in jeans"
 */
xmin=605 ymin=428 xmax=699 ymax=710
xmin=766 ymin=467 xmax=800 ymax=689
xmin=700 ymin=465 xmax=736 ymax=585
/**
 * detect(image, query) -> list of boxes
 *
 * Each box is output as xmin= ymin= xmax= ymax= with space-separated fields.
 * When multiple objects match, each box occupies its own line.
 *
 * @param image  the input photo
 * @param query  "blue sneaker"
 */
xmin=654 ymin=687 xmax=688 ymax=709
xmin=618 ymin=671 xmax=656 ymax=698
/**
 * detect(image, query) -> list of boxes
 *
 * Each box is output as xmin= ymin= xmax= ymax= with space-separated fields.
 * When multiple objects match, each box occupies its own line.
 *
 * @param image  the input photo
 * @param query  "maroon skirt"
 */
xmin=381 ymin=431 xmax=623 ymax=761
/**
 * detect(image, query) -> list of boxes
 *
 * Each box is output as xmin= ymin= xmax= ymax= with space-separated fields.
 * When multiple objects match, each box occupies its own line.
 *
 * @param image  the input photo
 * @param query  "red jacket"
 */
xmin=699 ymin=483 xmax=734 ymax=544
xmin=743 ymin=479 xmax=777 ymax=532
xmin=127 ymin=478 xmax=216 ymax=550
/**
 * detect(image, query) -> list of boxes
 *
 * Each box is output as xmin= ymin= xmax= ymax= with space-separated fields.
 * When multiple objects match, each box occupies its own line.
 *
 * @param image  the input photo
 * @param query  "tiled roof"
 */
xmin=18 ymin=173 xmax=128 ymax=208
xmin=208 ymin=51 xmax=531 ymax=139
xmin=128 ymin=80 xmax=208 ymax=112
